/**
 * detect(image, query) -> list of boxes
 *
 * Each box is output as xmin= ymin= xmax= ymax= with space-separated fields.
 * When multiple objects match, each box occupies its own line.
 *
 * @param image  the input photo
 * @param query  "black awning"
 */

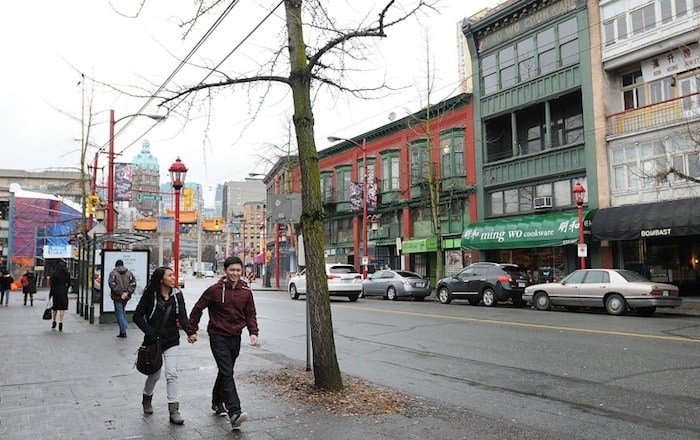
xmin=592 ymin=198 xmax=700 ymax=241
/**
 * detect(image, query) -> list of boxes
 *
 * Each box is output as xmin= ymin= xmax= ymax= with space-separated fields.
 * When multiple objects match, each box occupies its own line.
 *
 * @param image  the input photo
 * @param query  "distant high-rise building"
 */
xmin=131 ymin=140 xmax=160 ymax=216
xmin=222 ymin=180 xmax=266 ymax=223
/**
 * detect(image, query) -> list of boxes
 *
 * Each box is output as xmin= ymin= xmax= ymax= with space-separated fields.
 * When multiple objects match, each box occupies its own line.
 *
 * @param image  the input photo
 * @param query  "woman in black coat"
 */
xmin=49 ymin=262 xmax=71 ymax=331
xmin=133 ymin=267 xmax=189 ymax=425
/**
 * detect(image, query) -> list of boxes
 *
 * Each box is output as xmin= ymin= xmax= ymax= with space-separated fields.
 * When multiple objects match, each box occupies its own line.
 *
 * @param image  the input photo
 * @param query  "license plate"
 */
xmin=663 ymin=290 xmax=669 ymax=296
xmin=416 ymin=282 xmax=425 ymax=287
xmin=517 ymin=281 xmax=526 ymax=287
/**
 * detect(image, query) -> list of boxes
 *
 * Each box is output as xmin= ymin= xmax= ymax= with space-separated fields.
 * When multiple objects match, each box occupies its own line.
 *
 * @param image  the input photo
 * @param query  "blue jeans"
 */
xmin=209 ymin=334 xmax=242 ymax=414
xmin=114 ymin=301 xmax=128 ymax=334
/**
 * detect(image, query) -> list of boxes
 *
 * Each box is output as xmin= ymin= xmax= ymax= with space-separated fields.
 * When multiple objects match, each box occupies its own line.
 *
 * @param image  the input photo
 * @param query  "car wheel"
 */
xmin=289 ymin=284 xmax=299 ymax=300
xmin=438 ymin=286 xmax=452 ymax=304
xmin=482 ymin=288 xmax=497 ymax=307
xmin=637 ymin=306 xmax=656 ymax=316
xmin=534 ymin=292 xmax=551 ymax=311
xmin=605 ymin=294 xmax=627 ymax=315
xmin=348 ymin=294 xmax=359 ymax=302
xmin=387 ymin=286 xmax=397 ymax=301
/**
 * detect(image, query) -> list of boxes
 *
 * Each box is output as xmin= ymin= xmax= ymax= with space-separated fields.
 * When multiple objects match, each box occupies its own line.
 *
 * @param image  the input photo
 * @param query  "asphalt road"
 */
xmin=182 ymin=277 xmax=700 ymax=440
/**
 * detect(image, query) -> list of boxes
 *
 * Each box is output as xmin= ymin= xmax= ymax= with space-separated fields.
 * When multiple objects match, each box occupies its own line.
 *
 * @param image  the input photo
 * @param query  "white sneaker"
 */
xmin=230 ymin=411 xmax=248 ymax=429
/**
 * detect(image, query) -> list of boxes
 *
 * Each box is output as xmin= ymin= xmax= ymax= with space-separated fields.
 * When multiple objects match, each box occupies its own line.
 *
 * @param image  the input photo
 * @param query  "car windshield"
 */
xmin=395 ymin=271 xmax=421 ymax=278
xmin=616 ymin=270 xmax=650 ymax=282
xmin=329 ymin=266 xmax=358 ymax=274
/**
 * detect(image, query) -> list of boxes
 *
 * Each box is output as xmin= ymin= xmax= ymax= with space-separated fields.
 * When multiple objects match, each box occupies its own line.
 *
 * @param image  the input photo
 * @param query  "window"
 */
xmin=622 ymin=70 xmax=645 ymax=110
xmin=487 ymin=178 xmax=585 ymax=217
xmin=440 ymin=130 xmax=465 ymax=177
xmin=661 ymin=0 xmax=673 ymax=23
xmin=381 ymin=154 xmax=400 ymax=191
xmin=537 ymin=28 xmax=556 ymax=74
xmin=558 ymin=18 xmax=578 ymax=65
xmin=617 ymin=15 xmax=628 ymax=40
xmin=550 ymin=91 xmax=584 ymax=147
xmin=483 ymin=53 xmax=497 ymax=95
xmin=358 ymin=158 xmax=376 ymax=187
xmin=410 ymin=141 xmax=429 ymax=185
xmin=649 ymin=77 xmax=674 ymax=104
xmin=630 ymin=3 xmax=656 ymax=35
xmin=336 ymin=167 xmax=351 ymax=202
xmin=584 ymin=271 xmax=610 ymax=284
xmin=518 ymin=38 xmax=536 ymax=81
xmin=676 ymin=0 xmax=688 ymax=17
xmin=604 ymin=20 xmax=615 ymax=46
xmin=485 ymin=114 xmax=513 ymax=162
xmin=516 ymin=103 xmax=545 ymax=154
xmin=499 ymin=46 xmax=516 ymax=89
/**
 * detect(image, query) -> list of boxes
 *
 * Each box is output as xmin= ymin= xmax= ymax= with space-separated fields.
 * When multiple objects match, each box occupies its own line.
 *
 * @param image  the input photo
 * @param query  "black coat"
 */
xmin=133 ymin=288 xmax=189 ymax=351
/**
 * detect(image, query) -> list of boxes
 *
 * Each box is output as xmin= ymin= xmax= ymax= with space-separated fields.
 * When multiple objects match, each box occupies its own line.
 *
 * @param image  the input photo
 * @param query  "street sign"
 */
xmin=138 ymin=193 xmax=163 ymax=201
xmin=577 ymin=243 xmax=587 ymax=257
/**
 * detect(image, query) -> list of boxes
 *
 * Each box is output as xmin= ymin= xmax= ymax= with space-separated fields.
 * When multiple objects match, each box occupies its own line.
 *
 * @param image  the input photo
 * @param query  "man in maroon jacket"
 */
xmin=186 ymin=256 xmax=259 ymax=430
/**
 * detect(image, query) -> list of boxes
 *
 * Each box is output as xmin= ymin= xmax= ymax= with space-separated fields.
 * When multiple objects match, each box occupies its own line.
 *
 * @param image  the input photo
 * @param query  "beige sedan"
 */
xmin=523 ymin=269 xmax=682 ymax=316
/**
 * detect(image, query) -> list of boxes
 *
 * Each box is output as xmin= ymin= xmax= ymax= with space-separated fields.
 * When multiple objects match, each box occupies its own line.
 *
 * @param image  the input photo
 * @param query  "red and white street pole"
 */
xmin=573 ymin=182 xmax=587 ymax=269
xmin=361 ymin=139 xmax=368 ymax=280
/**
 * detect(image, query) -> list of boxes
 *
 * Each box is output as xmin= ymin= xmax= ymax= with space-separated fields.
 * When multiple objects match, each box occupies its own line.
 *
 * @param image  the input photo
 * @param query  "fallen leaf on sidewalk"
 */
xmin=244 ymin=367 xmax=414 ymax=416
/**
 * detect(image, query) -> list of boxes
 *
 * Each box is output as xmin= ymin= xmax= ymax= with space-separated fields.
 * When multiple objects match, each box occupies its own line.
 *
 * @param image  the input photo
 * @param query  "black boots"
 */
xmin=58 ymin=322 xmax=63 ymax=332
xmin=116 ymin=333 xmax=127 ymax=338
xmin=142 ymin=394 xmax=153 ymax=415
xmin=168 ymin=402 xmax=184 ymax=425
xmin=51 ymin=321 xmax=56 ymax=330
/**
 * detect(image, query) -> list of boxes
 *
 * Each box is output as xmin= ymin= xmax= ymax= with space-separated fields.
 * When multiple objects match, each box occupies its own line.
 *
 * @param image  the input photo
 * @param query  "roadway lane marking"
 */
xmin=259 ymin=296 xmax=698 ymax=344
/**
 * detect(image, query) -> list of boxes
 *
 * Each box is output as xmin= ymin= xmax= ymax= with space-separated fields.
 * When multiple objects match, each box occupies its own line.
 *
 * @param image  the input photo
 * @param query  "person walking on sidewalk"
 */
xmin=108 ymin=259 xmax=136 ymax=338
xmin=186 ymin=256 xmax=259 ymax=430
xmin=133 ymin=267 xmax=190 ymax=425
xmin=49 ymin=262 xmax=70 ymax=331
xmin=21 ymin=270 xmax=37 ymax=306
xmin=0 ymin=270 xmax=14 ymax=306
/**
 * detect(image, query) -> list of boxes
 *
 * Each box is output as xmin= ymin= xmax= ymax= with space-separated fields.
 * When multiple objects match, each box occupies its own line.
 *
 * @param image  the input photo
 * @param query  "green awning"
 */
xmin=461 ymin=210 xmax=596 ymax=250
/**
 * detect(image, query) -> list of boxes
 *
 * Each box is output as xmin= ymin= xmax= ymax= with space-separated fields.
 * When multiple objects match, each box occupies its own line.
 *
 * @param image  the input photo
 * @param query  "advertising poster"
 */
xmin=100 ymin=249 xmax=149 ymax=314
xmin=114 ymin=163 xmax=133 ymax=201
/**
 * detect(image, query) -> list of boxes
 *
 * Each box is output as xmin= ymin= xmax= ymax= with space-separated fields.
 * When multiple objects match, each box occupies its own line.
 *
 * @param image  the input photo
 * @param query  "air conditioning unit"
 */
xmin=534 ymin=196 xmax=553 ymax=209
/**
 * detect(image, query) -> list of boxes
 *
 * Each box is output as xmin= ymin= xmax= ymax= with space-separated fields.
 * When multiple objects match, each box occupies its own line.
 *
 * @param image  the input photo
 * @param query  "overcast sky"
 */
xmin=0 ymin=0 xmax=500 ymax=207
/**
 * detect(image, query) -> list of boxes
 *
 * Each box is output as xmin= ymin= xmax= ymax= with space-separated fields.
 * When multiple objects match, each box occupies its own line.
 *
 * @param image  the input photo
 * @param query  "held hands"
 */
xmin=187 ymin=334 xmax=197 ymax=344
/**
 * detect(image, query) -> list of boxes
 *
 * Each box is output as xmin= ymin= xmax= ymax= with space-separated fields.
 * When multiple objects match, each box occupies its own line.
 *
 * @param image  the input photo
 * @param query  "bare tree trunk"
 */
xmin=285 ymin=0 xmax=343 ymax=391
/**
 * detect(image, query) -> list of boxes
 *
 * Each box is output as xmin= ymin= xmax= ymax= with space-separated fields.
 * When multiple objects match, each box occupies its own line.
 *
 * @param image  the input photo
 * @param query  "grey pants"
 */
xmin=143 ymin=345 xmax=179 ymax=403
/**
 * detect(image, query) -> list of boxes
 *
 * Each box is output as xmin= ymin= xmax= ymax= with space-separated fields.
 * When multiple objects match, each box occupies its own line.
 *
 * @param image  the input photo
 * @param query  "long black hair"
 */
xmin=143 ymin=266 xmax=172 ymax=297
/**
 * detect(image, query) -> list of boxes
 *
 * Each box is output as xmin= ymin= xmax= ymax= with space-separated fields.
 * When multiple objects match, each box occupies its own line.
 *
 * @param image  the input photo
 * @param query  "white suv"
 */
xmin=288 ymin=263 xmax=362 ymax=302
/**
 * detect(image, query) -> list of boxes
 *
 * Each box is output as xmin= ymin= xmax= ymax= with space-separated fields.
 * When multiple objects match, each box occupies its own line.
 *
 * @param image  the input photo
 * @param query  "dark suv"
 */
xmin=436 ymin=262 xmax=530 ymax=307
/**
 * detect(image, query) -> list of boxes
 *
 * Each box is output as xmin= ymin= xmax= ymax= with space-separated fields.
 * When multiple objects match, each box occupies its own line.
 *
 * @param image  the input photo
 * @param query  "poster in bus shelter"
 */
xmin=100 ymin=249 xmax=149 ymax=314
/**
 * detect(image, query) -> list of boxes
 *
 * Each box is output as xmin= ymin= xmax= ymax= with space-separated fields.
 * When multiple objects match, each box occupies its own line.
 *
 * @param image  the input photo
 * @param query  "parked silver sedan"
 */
xmin=361 ymin=270 xmax=431 ymax=301
xmin=523 ymin=269 xmax=682 ymax=316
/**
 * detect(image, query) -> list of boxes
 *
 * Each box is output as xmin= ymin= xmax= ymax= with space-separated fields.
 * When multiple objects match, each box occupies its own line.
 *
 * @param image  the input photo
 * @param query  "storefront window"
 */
xmin=488 ymin=246 xmax=567 ymax=283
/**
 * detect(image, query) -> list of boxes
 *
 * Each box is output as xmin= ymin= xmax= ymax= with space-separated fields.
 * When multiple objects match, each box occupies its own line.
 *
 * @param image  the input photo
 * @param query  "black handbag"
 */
xmin=42 ymin=297 xmax=53 ymax=320
xmin=135 ymin=305 xmax=171 ymax=375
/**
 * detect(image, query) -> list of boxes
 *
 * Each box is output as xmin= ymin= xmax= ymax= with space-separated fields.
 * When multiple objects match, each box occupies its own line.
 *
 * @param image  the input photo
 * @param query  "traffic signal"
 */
xmin=214 ymin=219 xmax=220 ymax=229
xmin=87 ymin=194 xmax=101 ymax=213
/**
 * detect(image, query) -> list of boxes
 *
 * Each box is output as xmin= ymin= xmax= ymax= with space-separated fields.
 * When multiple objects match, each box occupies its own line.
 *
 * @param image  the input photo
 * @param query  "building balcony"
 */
xmin=607 ymin=92 xmax=700 ymax=138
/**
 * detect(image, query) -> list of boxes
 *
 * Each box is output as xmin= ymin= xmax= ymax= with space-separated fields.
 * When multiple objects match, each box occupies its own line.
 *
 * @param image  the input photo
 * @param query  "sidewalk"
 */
xmin=0 ymin=292 xmax=503 ymax=440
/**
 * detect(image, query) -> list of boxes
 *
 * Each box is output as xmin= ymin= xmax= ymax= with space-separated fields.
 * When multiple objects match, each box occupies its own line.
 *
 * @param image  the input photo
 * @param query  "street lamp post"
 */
xmin=106 ymin=109 xmax=166 ymax=247
xmin=573 ymin=182 xmax=586 ymax=269
xmin=169 ymin=157 xmax=188 ymax=288
xmin=328 ymin=136 xmax=369 ymax=279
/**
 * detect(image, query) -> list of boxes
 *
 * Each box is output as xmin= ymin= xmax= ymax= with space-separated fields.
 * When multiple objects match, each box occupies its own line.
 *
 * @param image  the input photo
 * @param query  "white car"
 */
xmin=203 ymin=270 xmax=215 ymax=278
xmin=288 ymin=263 xmax=362 ymax=302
